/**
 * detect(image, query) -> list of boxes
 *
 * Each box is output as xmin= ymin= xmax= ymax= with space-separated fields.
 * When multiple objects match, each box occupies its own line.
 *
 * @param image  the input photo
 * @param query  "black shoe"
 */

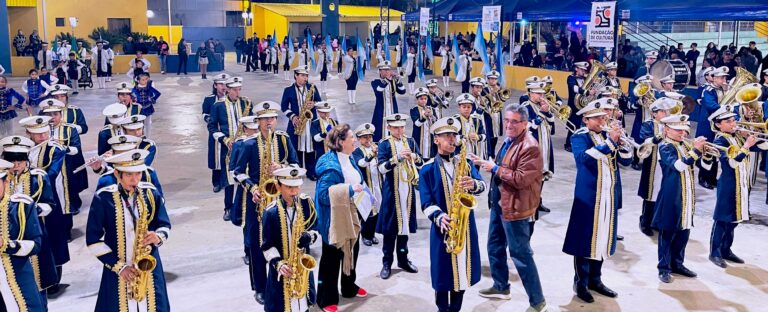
xmin=254 ymin=292 xmax=265 ymax=305
xmin=242 ymin=255 xmax=250 ymax=266
xmin=631 ymin=163 xmax=642 ymax=171
xmin=380 ymin=266 xmax=392 ymax=279
xmin=588 ymin=282 xmax=618 ymax=298
xmin=709 ymin=256 xmax=727 ymax=268
xmin=223 ymin=209 xmax=231 ymax=222
xmin=46 ymin=283 xmax=70 ymax=299
xmin=724 ymin=253 xmax=745 ymax=264
xmin=699 ymin=181 xmax=715 ymax=190
xmin=398 ymin=260 xmax=419 ymax=273
xmin=213 ymin=185 xmax=222 ymax=193
xmin=617 ymin=235 xmax=624 ymax=241
xmin=575 ymin=286 xmax=594 ymax=303
xmin=564 ymin=145 xmax=572 ymax=152
xmin=537 ymin=205 xmax=551 ymax=213
xmin=640 ymin=225 xmax=654 ymax=236
xmin=362 ymin=238 xmax=373 ymax=246
xmin=372 ymin=237 xmax=379 ymax=244
xmin=72 ymin=209 xmax=81 ymax=215
xmin=672 ymin=266 xmax=697 ymax=278
xmin=658 ymin=272 xmax=672 ymax=283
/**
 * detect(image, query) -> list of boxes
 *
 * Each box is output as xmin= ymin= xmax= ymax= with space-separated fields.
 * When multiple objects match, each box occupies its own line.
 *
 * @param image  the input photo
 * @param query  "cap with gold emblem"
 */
xmin=425 ymin=79 xmax=438 ymax=87
xmin=576 ymin=98 xmax=610 ymax=117
xmin=226 ymin=76 xmax=243 ymax=88
xmin=711 ymin=66 xmax=729 ymax=77
xmin=116 ymin=82 xmax=133 ymax=94
xmin=314 ymin=101 xmax=334 ymax=113
xmin=574 ymin=62 xmax=589 ymax=70
xmin=19 ymin=116 xmax=52 ymax=134
xmin=273 ymin=167 xmax=306 ymax=187
xmin=486 ymin=71 xmax=501 ymax=79
xmin=39 ymin=98 xmax=66 ymax=113
xmin=213 ymin=73 xmax=232 ymax=84
xmin=377 ymin=61 xmax=392 ymax=70
xmin=0 ymin=159 xmax=13 ymax=178
xmin=456 ymin=93 xmax=476 ymax=105
xmin=239 ymin=116 xmax=260 ymax=130
xmin=469 ymin=77 xmax=486 ymax=86
xmin=708 ymin=104 xmax=737 ymax=122
xmin=292 ymin=65 xmax=310 ymax=75
xmin=103 ymin=103 xmax=128 ymax=125
xmin=527 ymin=82 xmax=547 ymax=94
xmin=117 ymin=114 xmax=147 ymax=130
xmin=355 ymin=123 xmax=375 ymax=137
xmin=107 ymin=135 xmax=141 ymax=152
xmin=430 ymin=117 xmax=461 ymax=135
xmin=525 ymin=76 xmax=540 ymax=84
xmin=385 ymin=113 xmax=409 ymax=127
xmin=105 ymin=149 xmax=149 ymax=172
xmin=252 ymin=101 xmax=280 ymax=118
xmin=605 ymin=62 xmax=618 ymax=70
xmin=49 ymin=84 xmax=72 ymax=96
xmin=414 ymin=87 xmax=429 ymax=98
xmin=661 ymin=114 xmax=691 ymax=131
xmin=659 ymin=74 xmax=675 ymax=84
xmin=0 ymin=135 xmax=35 ymax=153
xmin=645 ymin=50 xmax=659 ymax=59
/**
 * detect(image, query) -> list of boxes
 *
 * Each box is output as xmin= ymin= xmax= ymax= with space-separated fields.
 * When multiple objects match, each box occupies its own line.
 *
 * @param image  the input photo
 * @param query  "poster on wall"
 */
xmin=420 ymin=8 xmax=430 ymax=36
xmin=482 ymin=6 xmax=501 ymax=33
xmin=587 ymin=1 xmax=616 ymax=48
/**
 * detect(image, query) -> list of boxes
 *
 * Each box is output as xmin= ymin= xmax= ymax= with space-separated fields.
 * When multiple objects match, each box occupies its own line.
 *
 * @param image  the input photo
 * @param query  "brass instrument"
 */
xmin=736 ymin=83 xmax=763 ymax=122
xmin=498 ymin=88 xmax=512 ymax=101
xmin=436 ymin=87 xmax=454 ymax=102
xmin=736 ymin=120 xmax=768 ymax=133
xmin=294 ymin=85 xmax=316 ymax=136
xmin=575 ymin=60 xmax=606 ymax=110
xmin=127 ymin=188 xmax=157 ymax=302
xmin=633 ymin=81 xmax=657 ymax=108
xmin=602 ymin=126 xmax=651 ymax=157
xmin=683 ymin=138 xmax=738 ymax=159
xmin=720 ymin=67 xmax=757 ymax=110
xmin=537 ymin=98 xmax=576 ymax=133
xmin=444 ymin=140 xmax=476 ymax=255
xmin=259 ymin=126 xmax=280 ymax=214
xmin=282 ymin=196 xmax=317 ymax=299
xmin=399 ymin=138 xmax=420 ymax=186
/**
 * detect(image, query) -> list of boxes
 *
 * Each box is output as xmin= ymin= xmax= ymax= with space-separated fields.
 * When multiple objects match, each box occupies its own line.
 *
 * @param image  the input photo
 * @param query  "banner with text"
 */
xmin=420 ymin=8 xmax=430 ymax=36
xmin=587 ymin=1 xmax=616 ymax=48
xmin=482 ymin=6 xmax=501 ymax=33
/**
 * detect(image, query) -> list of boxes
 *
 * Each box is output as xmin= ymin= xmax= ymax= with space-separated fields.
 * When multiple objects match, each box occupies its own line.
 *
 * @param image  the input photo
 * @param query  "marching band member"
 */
xmin=603 ymin=62 xmax=629 ymax=122
xmin=419 ymin=116 xmax=485 ymax=312
xmin=518 ymin=76 xmax=542 ymax=104
xmin=456 ymin=46 xmax=472 ymax=93
xmin=20 ymin=115 xmax=69 ymax=296
xmin=454 ymin=93 xmax=486 ymax=160
xmin=113 ymin=82 xmax=143 ymax=124
xmin=468 ymin=77 xmax=486 ymax=113
xmin=426 ymin=79 xmax=449 ymax=119
xmin=351 ymin=123 xmax=382 ymax=246
xmin=761 ymin=69 xmax=768 ymax=101
xmin=696 ymin=66 xmax=732 ymax=189
xmin=90 ymin=135 xmax=164 ymax=197
xmin=311 ymin=102 xmax=338 ymax=165
xmin=282 ymin=65 xmax=322 ymax=180
xmin=410 ymin=87 xmax=436 ymax=160
xmin=317 ymin=44 xmax=331 ymax=94
xmin=629 ymin=74 xmax=655 ymax=170
xmin=709 ymin=105 xmax=768 ymax=268
xmin=202 ymin=73 xmax=230 ymax=192
xmin=118 ymin=115 xmax=156 ymax=166
xmin=473 ymin=103 xmax=547 ymax=311
xmin=563 ymin=98 xmax=631 ymax=303
xmin=342 ymin=47 xmax=359 ymax=105
xmin=652 ymin=114 xmax=702 ymax=283
xmin=522 ymin=82 xmax=555 ymax=218
xmin=2 ymin=136 xmax=58 ymax=307
xmin=315 ymin=124 xmax=370 ymax=312
xmin=637 ymin=98 xmax=674 ymax=236
xmin=0 ymin=158 xmax=45 ymax=311
xmin=86 ymin=149 xmax=171 ymax=312
xmin=98 ymin=104 xmax=128 ymax=156
xmin=208 ymin=76 xmax=253 ymax=221
xmin=298 ymin=42 xmax=309 ymax=67
xmin=395 ymin=38 xmax=403 ymax=71
xmin=376 ymin=113 xmax=421 ymax=280
xmin=49 ymin=84 xmax=88 ymax=135
xmin=482 ymin=71 xmax=504 ymax=158
xmin=370 ymin=61 xmax=406 ymax=142
xmin=131 ymin=73 xmax=161 ymax=136
xmin=439 ymin=44 xmax=452 ymax=87
xmin=232 ymin=101 xmax=298 ymax=304
xmin=281 ymin=43 xmax=291 ymax=80
xmin=405 ymin=46 xmax=417 ymax=94
xmin=565 ymin=61 xmax=591 ymax=151
xmin=261 ymin=167 xmax=319 ymax=312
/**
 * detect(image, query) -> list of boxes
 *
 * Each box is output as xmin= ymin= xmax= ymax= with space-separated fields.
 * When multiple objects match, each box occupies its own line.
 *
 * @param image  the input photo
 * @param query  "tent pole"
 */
xmin=734 ymin=21 xmax=739 ymax=46
xmin=717 ymin=21 xmax=722 ymax=46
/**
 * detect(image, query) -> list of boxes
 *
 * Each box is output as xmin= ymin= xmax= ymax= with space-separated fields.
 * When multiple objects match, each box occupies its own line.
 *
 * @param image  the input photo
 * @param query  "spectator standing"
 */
xmin=158 ymin=36 xmax=170 ymax=74
xmin=177 ymin=38 xmax=188 ymax=75
xmin=197 ymin=43 xmax=209 ymax=79
xmin=531 ymin=49 xmax=543 ymax=68
xmin=553 ymin=48 xmax=566 ymax=70
xmin=234 ymin=36 xmax=245 ymax=64
xmin=123 ymin=36 xmax=136 ymax=55
xmin=29 ymin=30 xmax=41 ymax=61
xmin=723 ymin=51 xmax=737 ymax=79
xmin=747 ymin=41 xmax=763 ymax=66
xmin=686 ymin=43 xmax=700 ymax=85
xmin=13 ymin=30 xmax=26 ymax=56
xmin=740 ymin=47 xmax=759 ymax=75
xmin=136 ymin=37 xmax=149 ymax=54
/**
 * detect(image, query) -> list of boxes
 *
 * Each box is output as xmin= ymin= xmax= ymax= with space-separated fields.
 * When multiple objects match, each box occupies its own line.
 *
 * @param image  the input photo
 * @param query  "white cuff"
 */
xmin=13 ymin=240 xmax=34 ymax=257
xmin=586 ymin=148 xmax=608 ymax=161
xmin=155 ymin=227 xmax=170 ymax=246
xmin=73 ymin=125 xmax=83 ymax=134
xmin=37 ymin=203 xmax=52 ymax=217
xmin=212 ymin=132 xmax=225 ymax=140
xmin=68 ymin=146 xmax=79 ymax=155
xmin=314 ymin=133 xmax=324 ymax=142
xmin=235 ymin=173 xmax=249 ymax=183
xmin=376 ymin=86 xmax=387 ymax=92
xmin=415 ymin=119 xmax=424 ymax=127
xmin=357 ymin=158 xmax=368 ymax=167
xmin=423 ymin=205 xmax=441 ymax=218
xmin=618 ymin=148 xmax=633 ymax=160
xmin=87 ymin=242 xmax=113 ymax=257
xmin=263 ymin=247 xmax=280 ymax=263
xmin=674 ymin=159 xmax=690 ymax=172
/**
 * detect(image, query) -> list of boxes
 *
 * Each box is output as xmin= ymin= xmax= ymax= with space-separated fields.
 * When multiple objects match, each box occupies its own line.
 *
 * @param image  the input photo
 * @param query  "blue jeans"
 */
xmin=488 ymin=205 xmax=545 ymax=306
xmin=159 ymin=54 xmax=167 ymax=72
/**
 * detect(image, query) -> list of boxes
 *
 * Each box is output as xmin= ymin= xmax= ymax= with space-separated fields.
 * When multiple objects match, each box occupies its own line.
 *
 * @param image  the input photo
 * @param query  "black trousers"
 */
xmin=381 ymin=234 xmax=409 ymax=267
xmin=573 ymin=257 xmax=603 ymax=289
xmin=177 ymin=54 xmax=188 ymax=74
xmin=657 ymin=229 xmax=690 ymax=274
xmin=487 ymin=136 xmax=498 ymax=159
xmin=211 ymin=169 xmax=222 ymax=188
xmin=710 ymin=221 xmax=737 ymax=259
xmin=299 ymin=151 xmax=317 ymax=179
xmin=246 ymin=53 xmax=255 ymax=72
xmin=224 ymin=185 xmax=234 ymax=212
xmin=361 ymin=214 xmax=378 ymax=240
xmin=697 ymin=158 xmax=719 ymax=185
xmin=317 ymin=240 xmax=360 ymax=307
xmin=248 ymin=228 xmax=267 ymax=293
xmin=639 ymin=200 xmax=656 ymax=230
xmin=435 ymin=290 xmax=465 ymax=312
xmin=461 ymin=80 xmax=469 ymax=93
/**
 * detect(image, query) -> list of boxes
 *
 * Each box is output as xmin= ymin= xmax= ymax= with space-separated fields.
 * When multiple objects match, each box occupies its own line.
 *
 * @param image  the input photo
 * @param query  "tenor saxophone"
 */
xmin=128 ymin=188 xmax=157 ymax=302
xmin=444 ymin=140 xmax=477 ymax=254
xmin=294 ymin=85 xmax=316 ymax=136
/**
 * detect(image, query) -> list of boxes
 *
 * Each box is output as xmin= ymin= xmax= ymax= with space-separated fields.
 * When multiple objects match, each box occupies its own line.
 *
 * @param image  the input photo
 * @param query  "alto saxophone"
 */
xmin=444 ymin=140 xmax=477 ymax=254
xmin=259 ymin=126 xmax=280 ymax=215
xmin=294 ymin=85 xmax=316 ymax=136
xmin=128 ymin=188 xmax=157 ymax=302
xmin=283 ymin=196 xmax=317 ymax=299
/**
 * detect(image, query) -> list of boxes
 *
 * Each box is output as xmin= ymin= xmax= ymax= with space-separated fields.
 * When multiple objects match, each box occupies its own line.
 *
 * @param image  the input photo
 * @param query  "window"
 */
xmin=108 ymin=18 xmax=132 ymax=35
xmin=226 ymin=11 xmax=244 ymax=27
xmin=55 ymin=18 xmax=65 ymax=27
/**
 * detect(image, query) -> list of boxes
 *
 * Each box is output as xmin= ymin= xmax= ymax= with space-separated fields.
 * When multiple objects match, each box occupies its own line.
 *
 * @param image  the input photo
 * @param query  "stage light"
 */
xmin=147 ymin=10 xmax=155 ymax=18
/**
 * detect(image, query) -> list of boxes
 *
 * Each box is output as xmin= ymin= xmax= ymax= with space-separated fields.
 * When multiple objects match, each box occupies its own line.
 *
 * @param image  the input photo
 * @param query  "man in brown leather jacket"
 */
xmin=473 ymin=103 xmax=547 ymax=312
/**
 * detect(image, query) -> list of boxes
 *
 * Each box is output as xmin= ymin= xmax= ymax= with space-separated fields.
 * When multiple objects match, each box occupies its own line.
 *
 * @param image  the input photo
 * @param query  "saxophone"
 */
xmin=128 ymin=188 xmax=157 ymax=302
xmin=294 ymin=84 xmax=316 ymax=136
xmin=283 ymin=196 xmax=317 ymax=299
xmin=444 ymin=140 xmax=477 ymax=254
xmin=259 ymin=126 xmax=280 ymax=215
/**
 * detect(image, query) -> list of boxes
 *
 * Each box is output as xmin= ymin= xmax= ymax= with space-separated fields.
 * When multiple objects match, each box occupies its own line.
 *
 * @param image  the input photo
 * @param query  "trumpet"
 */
xmin=736 ymin=120 xmax=768 ymax=133
xmin=436 ymin=87 xmax=454 ymax=102
xmin=498 ymin=88 xmax=512 ymax=101
xmin=683 ymin=138 xmax=738 ymax=159
xmin=399 ymin=139 xmax=419 ymax=186
xmin=602 ymin=126 xmax=646 ymax=155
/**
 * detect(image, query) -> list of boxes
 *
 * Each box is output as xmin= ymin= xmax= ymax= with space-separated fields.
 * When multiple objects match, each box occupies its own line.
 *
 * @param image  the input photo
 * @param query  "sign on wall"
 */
xmin=587 ymin=1 xmax=616 ymax=48
xmin=482 ymin=6 xmax=501 ymax=32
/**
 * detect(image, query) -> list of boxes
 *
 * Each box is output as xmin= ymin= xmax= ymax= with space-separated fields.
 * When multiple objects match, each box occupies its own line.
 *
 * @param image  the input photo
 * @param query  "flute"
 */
xmin=73 ymin=152 xmax=109 ymax=173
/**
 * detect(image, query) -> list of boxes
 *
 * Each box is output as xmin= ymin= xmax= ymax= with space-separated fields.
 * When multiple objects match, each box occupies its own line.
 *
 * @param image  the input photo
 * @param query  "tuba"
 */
xmin=720 ymin=67 xmax=757 ymax=110
xmin=736 ymin=83 xmax=763 ymax=122
xmin=633 ymin=81 xmax=656 ymax=108
xmin=575 ymin=60 xmax=606 ymax=110
xmin=282 ymin=196 xmax=317 ymax=299
xmin=128 ymin=188 xmax=157 ymax=302
xmin=294 ymin=85 xmax=316 ymax=136
xmin=444 ymin=140 xmax=477 ymax=254
xmin=259 ymin=126 xmax=280 ymax=214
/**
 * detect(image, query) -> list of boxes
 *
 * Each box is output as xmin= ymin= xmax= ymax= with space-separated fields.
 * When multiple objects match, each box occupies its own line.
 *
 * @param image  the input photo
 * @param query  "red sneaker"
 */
xmin=322 ymin=305 xmax=338 ymax=312
xmin=356 ymin=288 xmax=368 ymax=298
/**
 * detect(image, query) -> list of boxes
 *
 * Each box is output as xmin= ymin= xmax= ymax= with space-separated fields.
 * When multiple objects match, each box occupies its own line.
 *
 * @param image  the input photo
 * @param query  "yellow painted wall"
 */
xmin=9 ymin=57 xmax=36 ymax=77
xmin=7 ymin=7 xmax=39 ymax=49
xmin=147 ymin=25 xmax=183 ymax=53
xmin=250 ymin=5 xmax=289 ymax=42
xmin=36 ymin=0 xmax=148 ymax=42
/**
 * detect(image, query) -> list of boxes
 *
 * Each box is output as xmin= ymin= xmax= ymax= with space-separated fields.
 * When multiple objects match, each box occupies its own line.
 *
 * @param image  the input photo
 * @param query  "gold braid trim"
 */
xmin=1 ymin=188 xmax=28 ymax=311
xmin=111 ymin=191 xmax=129 ymax=311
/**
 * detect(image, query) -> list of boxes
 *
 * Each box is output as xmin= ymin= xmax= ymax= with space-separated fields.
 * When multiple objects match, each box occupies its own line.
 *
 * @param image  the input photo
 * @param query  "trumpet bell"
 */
xmin=637 ymin=143 xmax=654 ymax=159
xmin=444 ymin=90 xmax=454 ymax=100
xmin=499 ymin=89 xmax=512 ymax=101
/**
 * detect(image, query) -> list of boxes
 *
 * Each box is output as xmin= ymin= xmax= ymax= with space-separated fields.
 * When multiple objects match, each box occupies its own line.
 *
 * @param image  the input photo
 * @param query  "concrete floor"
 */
xmin=8 ymin=56 xmax=765 ymax=312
